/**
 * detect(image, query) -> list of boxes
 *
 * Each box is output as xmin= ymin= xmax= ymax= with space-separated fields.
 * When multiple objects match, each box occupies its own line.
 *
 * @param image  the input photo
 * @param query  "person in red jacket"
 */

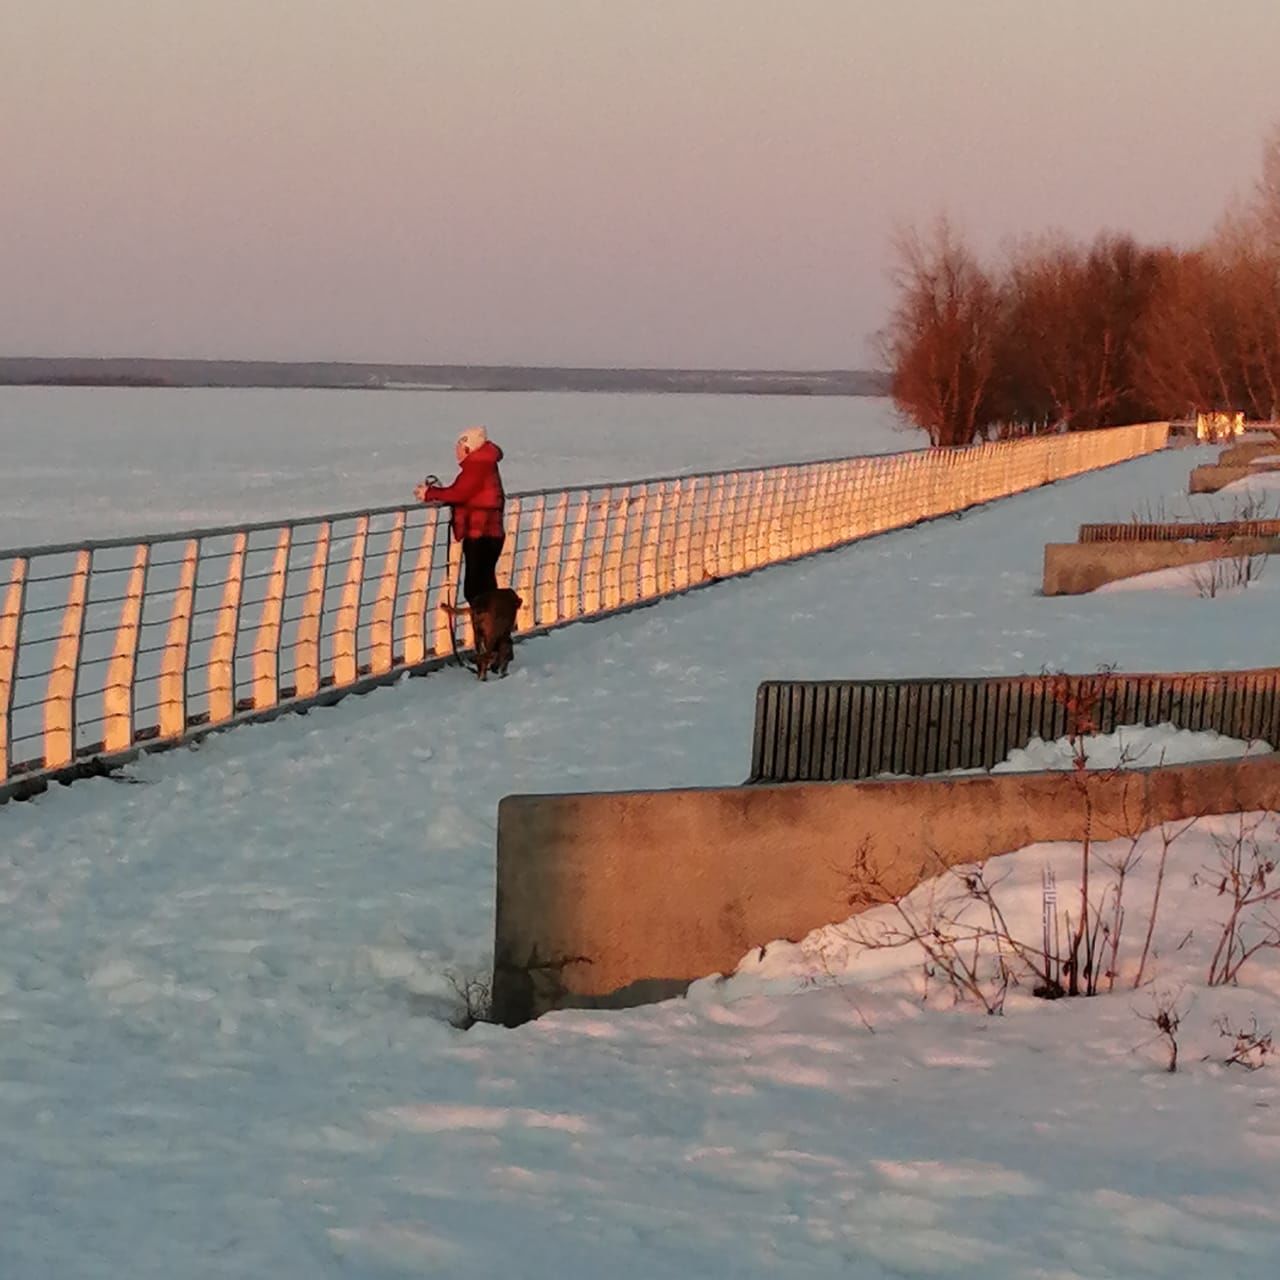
xmin=415 ymin=426 xmax=507 ymax=604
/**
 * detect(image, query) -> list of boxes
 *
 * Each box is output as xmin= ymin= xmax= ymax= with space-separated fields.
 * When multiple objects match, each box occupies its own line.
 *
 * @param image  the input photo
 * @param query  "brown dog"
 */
xmin=445 ymin=588 xmax=522 ymax=680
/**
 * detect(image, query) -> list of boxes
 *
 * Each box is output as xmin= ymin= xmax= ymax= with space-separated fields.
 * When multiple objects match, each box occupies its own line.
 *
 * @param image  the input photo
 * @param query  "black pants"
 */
xmin=462 ymin=536 xmax=504 ymax=604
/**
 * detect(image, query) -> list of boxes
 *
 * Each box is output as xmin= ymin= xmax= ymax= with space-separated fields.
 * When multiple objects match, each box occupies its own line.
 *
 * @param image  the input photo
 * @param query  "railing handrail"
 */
xmin=0 ymin=444 xmax=939 ymax=562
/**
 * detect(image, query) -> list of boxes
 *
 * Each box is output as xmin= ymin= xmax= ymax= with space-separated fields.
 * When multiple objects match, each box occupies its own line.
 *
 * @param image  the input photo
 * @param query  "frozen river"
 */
xmin=0 ymin=386 xmax=911 ymax=548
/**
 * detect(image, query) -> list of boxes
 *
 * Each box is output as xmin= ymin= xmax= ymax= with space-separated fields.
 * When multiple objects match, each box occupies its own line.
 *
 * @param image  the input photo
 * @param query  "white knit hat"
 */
xmin=457 ymin=426 xmax=487 ymax=456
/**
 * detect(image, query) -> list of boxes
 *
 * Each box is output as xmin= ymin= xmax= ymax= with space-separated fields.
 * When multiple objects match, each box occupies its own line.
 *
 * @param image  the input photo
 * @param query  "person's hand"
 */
xmin=414 ymin=481 xmax=430 ymax=502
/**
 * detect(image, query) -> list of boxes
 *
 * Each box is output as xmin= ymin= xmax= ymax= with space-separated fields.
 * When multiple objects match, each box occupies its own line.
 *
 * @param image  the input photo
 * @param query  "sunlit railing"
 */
xmin=0 ymin=422 xmax=1169 ymax=796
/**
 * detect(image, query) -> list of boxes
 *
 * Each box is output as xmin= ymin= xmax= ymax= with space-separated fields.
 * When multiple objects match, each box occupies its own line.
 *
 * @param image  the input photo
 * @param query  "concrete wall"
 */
xmin=1190 ymin=461 xmax=1280 ymax=493
xmin=492 ymin=754 xmax=1280 ymax=1024
xmin=1042 ymin=537 xmax=1279 ymax=595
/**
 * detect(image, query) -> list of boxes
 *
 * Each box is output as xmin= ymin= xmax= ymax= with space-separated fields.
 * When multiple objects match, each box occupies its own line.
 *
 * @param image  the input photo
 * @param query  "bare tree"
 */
xmin=1001 ymin=233 xmax=1168 ymax=430
xmin=1136 ymin=127 xmax=1280 ymax=420
xmin=880 ymin=218 xmax=1004 ymax=446
xmin=1255 ymin=122 xmax=1280 ymax=257
xmin=884 ymin=120 xmax=1280 ymax=435
xmin=1133 ymin=249 xmax=1224 ymax=416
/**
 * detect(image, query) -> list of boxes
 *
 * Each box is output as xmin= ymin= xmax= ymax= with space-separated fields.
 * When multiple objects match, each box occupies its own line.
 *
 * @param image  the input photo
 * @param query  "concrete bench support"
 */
xmin=493 ymin=754 xmax=1280 ymax=1025
xmin=1190 ymin=461 xmax=1280 ymax=493
xmin=1042 ymin=537 xmax=1279 ymax=595
xmin=1217 ymin=440 xmax=1280 ymax=467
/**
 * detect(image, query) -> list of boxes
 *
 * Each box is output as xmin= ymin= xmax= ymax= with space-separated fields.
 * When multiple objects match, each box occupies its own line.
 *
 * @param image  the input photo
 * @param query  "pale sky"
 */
xmin=3 ymin=0 xmax=1278 ymax=369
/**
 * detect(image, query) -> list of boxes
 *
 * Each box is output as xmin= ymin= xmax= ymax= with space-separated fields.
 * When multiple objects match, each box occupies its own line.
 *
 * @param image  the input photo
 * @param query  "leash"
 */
xmin=423 ymin=475 xmax=479 ymax=676
xmin=445 ymin=550 xmax=479 ymax=676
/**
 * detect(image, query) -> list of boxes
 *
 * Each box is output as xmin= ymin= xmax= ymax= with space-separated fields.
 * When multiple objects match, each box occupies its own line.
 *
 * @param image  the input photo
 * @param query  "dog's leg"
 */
xmin=475 ymin=635 xmax=489 ymax=681
xmin=495 ymin=635 xmax=514 ymax=676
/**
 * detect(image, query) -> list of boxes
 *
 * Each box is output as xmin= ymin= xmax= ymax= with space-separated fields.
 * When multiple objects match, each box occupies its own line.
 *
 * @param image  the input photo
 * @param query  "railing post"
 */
xmin=737 ymin=471 xmax=752 ymax=570
xmin=207 ymin=533 xmax=247 ymax=725
xmin=0 ymin=558 xmax=27 ymax=781
xmin=516 ymin=496 xmax=544 ymax=632
xmin=814 ymin=465 xmax=824 ymax=550
xmin=836 ymin=459 xmax=854 ymax=539
xmin=292 ymin=522 xmax=331 ymax=699
xmin=849 ymin=464 xmax=869 ymax=541
xmin=498 ymin=497 xmax=521 ymax=595
xmin=832 ymin=461 xmax=854 ymax=544
xmin=252 ymin=528 xmax=292 ymax=708
xmin=333 ymin=517 xmax=369 ymax=686
xmin=820 ymin=462 xmax=838 ymax=545
xmin=401 ymin=512 xmax=438 ymax=667
xmin=707 ymin=475 xmax=728 ymax=579
xmin=820 ymin=462 xmax=837 ymax=544
xmin=788 ymin=464 xmax=804 ymax=552
xmin=721 ymin=472 xmax=738 ymax=571
xmin=808 ymin=466 xmax=825 ymax=549
xmin=43 ymin=549 xmax=92 ymax=768
xmin=623 ymin=488 xmax=642 ymax=608
xmin=678 ymin=476 xmax=697 ymax=586
xmin=659 ymin=479 xmax=681 ymax=593
xmin=538 ymin=493 xmax=568 ymax=628
xmin=684 ymin=477 xmax=706 ymax=588
xmin=784 ymin=467 xmax=803 ymax=557
xmin=603 ymin=487 xmax=630 ymax=611
xmin=763 ymin=469 xmax=782 ymax=561
xmin=102 ymin=545 xmax=149 ymax=752
xmin=700 ymin=474 xmax=718 ymax=579
xmin=639 ymin=487 xmax=663 ymax=599
xmin=560 ymin=492 xmax=591 ymax=621
xmin=581 ymin=491 xmax=610 ymax=616
xmin=803 ymin=468 xmax=824 ymax=552
xmin=725 ymin=472 xmax=743 ymax=572
xmin=369 ymin=513 xmax=405 ymax=677
xmin=157 ymin=541 xmax=198 ymax=739
xmin=718 ymin=474 xmax=739 ymax=574
xmin=749 ymin=470 xmax=767 ymax=567
xmin=788 ymin=466 xmax=807 ymax=554
xmin=886 ymin=458 xmax=902 ymax=533
xmin=434 ymin=536 xmax=466 ymax=655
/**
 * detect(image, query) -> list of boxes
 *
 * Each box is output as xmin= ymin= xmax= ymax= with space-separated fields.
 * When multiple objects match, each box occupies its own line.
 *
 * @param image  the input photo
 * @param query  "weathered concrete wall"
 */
xmin=1190 ymin=461 xmax=1280 ymax=493
xmin=1217 ymin=440 xmax=1280 ymax=467
xmin=1042 ymin=537 xmax=1279 ymax=595
xmin=492 ymin=754 xmax=1280 ymax=1024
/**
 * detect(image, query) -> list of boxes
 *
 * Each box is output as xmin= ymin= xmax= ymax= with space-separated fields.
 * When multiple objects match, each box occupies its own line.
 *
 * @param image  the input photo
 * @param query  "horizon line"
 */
xmin=0 ymin=353 xmax=886 ymax=377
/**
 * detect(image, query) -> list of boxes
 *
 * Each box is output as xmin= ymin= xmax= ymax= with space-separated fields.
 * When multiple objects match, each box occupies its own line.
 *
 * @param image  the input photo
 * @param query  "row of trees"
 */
xmin=882 ymin=128 xmax=1280 ymax=445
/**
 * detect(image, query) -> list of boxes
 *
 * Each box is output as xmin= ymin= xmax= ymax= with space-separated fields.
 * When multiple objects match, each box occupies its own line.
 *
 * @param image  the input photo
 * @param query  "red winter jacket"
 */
xmin=421 ymin=441 xmax=506 ymax=540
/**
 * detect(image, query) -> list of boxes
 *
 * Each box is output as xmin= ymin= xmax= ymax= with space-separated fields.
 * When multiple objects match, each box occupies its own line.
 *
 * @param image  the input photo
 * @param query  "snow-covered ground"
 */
xmin=874 ymin=722 xmax=1274 ymax=778
xmin=1096 ymin=559 xmax=1271 ymax=598
xmin=8 ymin=441 xmax=1280 ymax=1276
xmin=0 ymin=387 xmax=914 ymax=547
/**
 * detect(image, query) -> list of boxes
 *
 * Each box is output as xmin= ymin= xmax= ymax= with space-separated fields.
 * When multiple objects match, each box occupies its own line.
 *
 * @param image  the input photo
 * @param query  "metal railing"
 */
xmin=1080 ymin=520 xmax=1280 ymax=543
xmin=0 ymin=421 xmax=1169 ymax=796
xmin=749 ymin=666 xmax=1280 ymax=783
